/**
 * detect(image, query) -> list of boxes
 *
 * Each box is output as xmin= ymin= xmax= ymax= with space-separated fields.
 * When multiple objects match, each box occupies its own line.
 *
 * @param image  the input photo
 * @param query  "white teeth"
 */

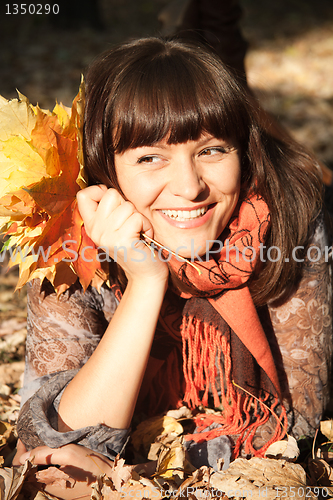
xmin=161 ymin=206 xmax=208 ymax=221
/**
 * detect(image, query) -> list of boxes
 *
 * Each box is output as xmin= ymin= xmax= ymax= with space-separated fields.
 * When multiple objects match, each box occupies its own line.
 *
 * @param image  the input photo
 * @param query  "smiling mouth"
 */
xmin=161 ymin=206 xmax=209 ymax=221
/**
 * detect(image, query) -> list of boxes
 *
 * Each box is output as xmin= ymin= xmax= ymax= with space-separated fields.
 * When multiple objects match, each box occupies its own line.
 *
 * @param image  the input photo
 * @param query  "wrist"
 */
xmin=126 ymin=273 xmax=168 ymax=296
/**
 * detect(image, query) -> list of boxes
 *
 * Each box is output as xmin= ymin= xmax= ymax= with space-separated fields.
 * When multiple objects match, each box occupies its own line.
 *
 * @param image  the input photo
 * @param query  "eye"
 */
xmin=137 ymin=155 xmax=160 ymax=164
xmin=199 ymin=147 xmax=228 ymax=157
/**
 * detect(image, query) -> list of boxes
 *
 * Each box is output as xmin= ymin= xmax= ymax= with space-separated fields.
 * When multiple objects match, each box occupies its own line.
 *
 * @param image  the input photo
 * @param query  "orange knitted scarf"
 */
xmin=152 ymin=193 xmax=287 ymax=457
xmin=114 ymin=193 xmax=288 ymax=457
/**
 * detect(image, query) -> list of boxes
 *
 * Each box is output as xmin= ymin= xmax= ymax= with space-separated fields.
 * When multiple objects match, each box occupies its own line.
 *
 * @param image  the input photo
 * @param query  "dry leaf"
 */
xmin=210 ymin=457 xmax=316 ymax=500
xmin=155 ymin=437 xmax=186 ymax=480
xmin=148 ymin=428 xmax=187 ymax=461
xmin=264 ymin=435 xmax=300 ymax=461
xmin=103 ymin=456 xmax=133 ymax=492
xmin=321 ymin=420 xmax=333 ymax=441
xmin=35 ymin=467 xmax=76 ymax=489
xmin=0 ymin=422 xmax=14 ymax=448
xmin=173 ymin=466 xmax=230 ymax=500
xmin=176 ymin=466 xmax=211 ymax=492
xmin=131 ymin=415 xmax=183 ymax=455
xmin=0 ymin=459 xmax=35 ymax=500
xmin=91 ymin=473 xmax=163 ymax=500
xmin=316 ymin=448 xmax=333 ymax=462
xmin=166 ymin=406 xmax=193 ymax=420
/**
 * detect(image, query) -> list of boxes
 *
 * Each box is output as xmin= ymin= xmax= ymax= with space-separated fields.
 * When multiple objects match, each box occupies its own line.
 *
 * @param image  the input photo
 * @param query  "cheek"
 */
xmin=215 ymin=166 xmax=241 ymax=196
xmin=121 ymin=176 xmax=162 ymax=213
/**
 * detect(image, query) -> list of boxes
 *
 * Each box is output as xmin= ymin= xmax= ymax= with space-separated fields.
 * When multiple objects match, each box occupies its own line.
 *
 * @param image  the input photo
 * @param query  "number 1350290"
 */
xmin=6 ymin=4 xmax=59 ymax=14
xmin=275 ymin=486 xmax=329 ymax=497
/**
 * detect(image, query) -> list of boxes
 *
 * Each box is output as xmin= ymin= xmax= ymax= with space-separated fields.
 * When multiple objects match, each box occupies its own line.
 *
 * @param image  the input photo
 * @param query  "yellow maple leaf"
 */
xmin=0 ymin=136 xmax=47 ymax=198
xmin=0 ymin=81 xmax=101 ymax=294
xmin=0 ymin=93 xmax=36 ymax=141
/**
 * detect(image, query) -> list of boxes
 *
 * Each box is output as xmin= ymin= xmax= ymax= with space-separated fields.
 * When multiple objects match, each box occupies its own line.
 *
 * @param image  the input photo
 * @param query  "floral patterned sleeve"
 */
xmin=17 ymin=278 xmax=129 ymax=459
xmin=268 ymin=215 xmax=332 ymax=439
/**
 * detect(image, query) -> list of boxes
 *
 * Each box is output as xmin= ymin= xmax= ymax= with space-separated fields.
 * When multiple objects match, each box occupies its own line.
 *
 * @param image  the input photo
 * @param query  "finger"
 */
xmin=93 ymin=188 xmax=125 ymax=222
xmin=104 ymin=200 xmax=138 ymax=232
xmin=19 ymin=446 xmax=57 ymax=465
xmin=12 ymin=439 xmax=27 ymax=466
xmin=127 ymin=212 xmax=154 ymax=241
xmin=76 ymin=185 xmax=109 ymax=223
xmin=122 ymin=211 xmax=154 ymax=240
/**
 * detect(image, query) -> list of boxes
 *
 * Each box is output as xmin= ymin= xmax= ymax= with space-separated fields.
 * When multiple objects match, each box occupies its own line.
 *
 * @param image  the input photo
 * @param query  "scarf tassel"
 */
xmin=181 ymin=314 xmax=288 ymax=457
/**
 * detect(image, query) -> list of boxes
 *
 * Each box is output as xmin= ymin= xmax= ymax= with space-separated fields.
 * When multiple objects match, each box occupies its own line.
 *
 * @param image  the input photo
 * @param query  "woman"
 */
xmin=14 ymin=37 xmax=331 ymax=483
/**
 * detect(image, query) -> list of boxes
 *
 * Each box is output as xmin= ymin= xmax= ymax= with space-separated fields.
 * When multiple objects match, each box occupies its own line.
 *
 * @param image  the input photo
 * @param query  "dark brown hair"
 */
xmin=83 ymin=37 xmax=322 ymax=305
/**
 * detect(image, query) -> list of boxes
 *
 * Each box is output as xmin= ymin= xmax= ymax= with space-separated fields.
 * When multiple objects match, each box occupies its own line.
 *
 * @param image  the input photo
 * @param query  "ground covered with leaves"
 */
xmin=1 ymin=0 xmax=333 ymax=498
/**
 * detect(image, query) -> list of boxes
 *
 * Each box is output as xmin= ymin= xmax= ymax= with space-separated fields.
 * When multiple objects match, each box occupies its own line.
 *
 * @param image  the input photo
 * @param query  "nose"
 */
xmin=170 ymin=158 xmax=206 ymax=201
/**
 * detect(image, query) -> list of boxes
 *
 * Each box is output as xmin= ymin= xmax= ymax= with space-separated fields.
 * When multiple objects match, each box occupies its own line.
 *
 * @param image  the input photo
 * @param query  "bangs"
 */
xmin=111 ymin=50 xmax=250 ymax=153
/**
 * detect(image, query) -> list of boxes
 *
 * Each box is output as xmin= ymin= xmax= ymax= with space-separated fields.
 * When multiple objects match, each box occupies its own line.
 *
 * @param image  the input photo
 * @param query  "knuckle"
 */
xmin=106 ymin=187 xmax=120 ymax=201
xmin=77 ymin=186 xmax=93 ymax=198
xmin=122 ymin=201 xmax=135 ymax=214
xmin=76 ymin=190 xmax=85 ymax=202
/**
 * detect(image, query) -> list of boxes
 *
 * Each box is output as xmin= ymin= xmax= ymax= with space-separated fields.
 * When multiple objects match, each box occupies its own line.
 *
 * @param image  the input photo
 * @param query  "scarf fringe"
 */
xmin=181 ymin=314 xmax=288 ymax=457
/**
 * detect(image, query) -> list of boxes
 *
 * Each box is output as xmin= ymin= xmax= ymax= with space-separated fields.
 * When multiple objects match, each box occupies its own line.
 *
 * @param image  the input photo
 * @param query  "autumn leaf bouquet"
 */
xmin=0 ymin=82 xmax=105 ymax=294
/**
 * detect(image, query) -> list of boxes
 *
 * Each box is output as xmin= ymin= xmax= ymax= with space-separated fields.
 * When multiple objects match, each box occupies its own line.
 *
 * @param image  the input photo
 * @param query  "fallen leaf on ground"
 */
xmin=35 ymin=467 xmax=76 ymax=489
xmin=131 ymin=415 xmax=183 ymax=456
xmin=0 ymin=459 xmax=35 ymax=500
xmin=166 ymin=406 xmax=193 ymax=420
xmin=210 ymin=457 xmax=316 ymax=499
xmin=101 ymin=456 xmax=133 ymax=492
xmin=264 ymin=434 xmax=300 ymax=461
xmin=0 ymin=421 xmax=14 ymax=448
xmin=320 ymin=420 xmax=333 ymax=442
xmin=0 ymin=362 xmax=25 ymax=389
xmin=91 ymin=473 xmax=163 ymax=500
xmin=155 ymin=437 xmax=186 ymax=480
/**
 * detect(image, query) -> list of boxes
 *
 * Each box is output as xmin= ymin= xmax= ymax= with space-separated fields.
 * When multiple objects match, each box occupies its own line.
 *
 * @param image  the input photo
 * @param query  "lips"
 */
xmin=158 ymin=203 xmax=216 ymax=229
xmin=161 ymin=206 xmax=208 ymax=221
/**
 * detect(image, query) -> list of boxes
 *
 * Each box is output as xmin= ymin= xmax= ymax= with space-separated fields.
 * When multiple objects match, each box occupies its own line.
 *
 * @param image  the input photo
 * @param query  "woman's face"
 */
xmin=114 ymin=134 xmax=241 ymax=258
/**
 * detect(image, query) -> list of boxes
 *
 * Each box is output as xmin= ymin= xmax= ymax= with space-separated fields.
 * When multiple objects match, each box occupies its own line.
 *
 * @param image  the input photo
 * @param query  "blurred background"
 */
xmin=1 ymin=0 xmax=333 ymax=165
xmin=0 ymin=0 xmax=333 ymax=439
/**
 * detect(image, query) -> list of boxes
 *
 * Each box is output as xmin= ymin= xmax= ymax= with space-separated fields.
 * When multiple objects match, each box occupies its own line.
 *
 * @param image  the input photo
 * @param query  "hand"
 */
xmin=16 ymin=443 xmax=157 ymax=500
xmin=16 ymin=443 xmax=115 ymax=499
xmin=18 ymin=443 xmax=114 ymax=479
xmin=77 ymin=186 xmax=169 ymax=286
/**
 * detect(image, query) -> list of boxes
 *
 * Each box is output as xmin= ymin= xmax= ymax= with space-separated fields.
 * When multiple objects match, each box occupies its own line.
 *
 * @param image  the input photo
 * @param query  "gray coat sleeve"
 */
xmin=17 ymin=278 xmax=129 ymax=460
xmin=17 ymin=369 xmax=129 ymax=459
